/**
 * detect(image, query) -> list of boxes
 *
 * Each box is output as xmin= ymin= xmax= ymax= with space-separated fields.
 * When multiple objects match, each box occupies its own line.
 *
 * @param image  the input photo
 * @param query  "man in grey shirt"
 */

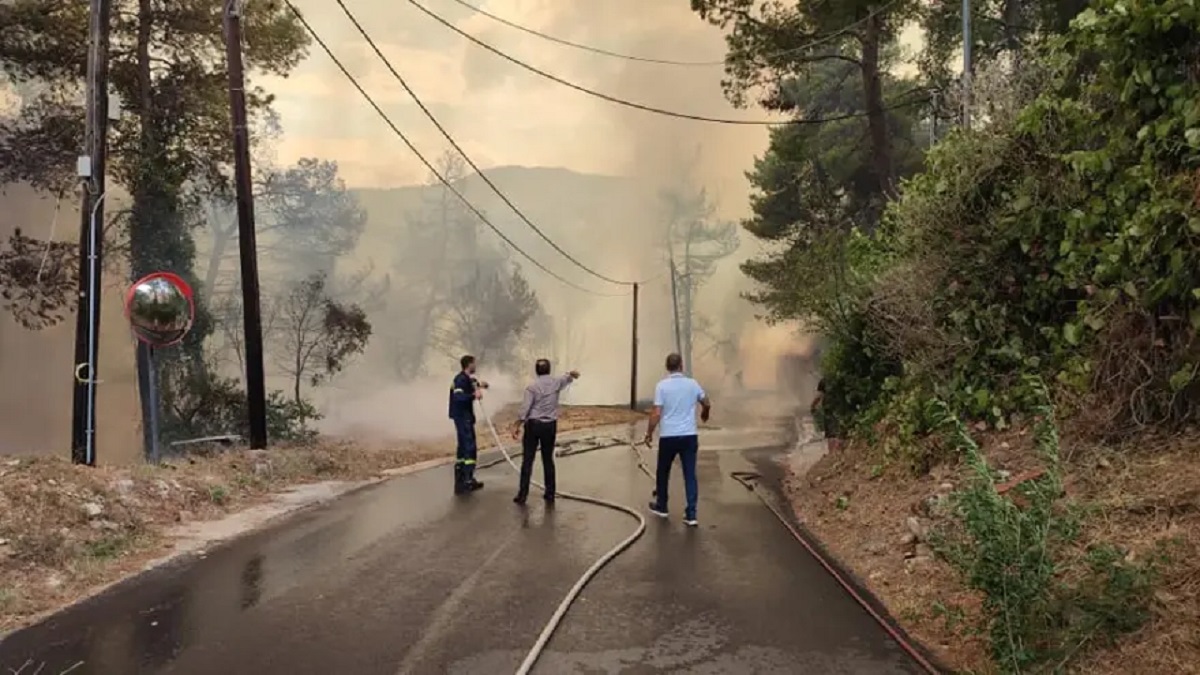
xmin=511 ymin=358 xmax=580 ymax=505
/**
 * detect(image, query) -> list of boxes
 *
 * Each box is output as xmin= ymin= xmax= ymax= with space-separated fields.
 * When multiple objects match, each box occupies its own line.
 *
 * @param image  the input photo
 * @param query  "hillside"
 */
xmin=350 ymin=166 xmax=663 ymax=285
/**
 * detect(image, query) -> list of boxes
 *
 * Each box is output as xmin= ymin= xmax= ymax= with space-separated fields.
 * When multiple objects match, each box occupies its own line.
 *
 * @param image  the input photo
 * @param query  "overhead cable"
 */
xmin=336 ymin=0 xmax=646 ymax=287
xmin=444 ymin=0 xmax=901 ymax=69
xmin=407 ymin=0 xmax=920 ymax=126
xmin=284 ymin=1 xmax=630 ymax=298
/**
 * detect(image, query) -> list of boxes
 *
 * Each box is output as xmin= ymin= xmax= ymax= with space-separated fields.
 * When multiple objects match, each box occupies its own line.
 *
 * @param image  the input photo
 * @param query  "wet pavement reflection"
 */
xmin=0 ymin=396 xmax=923 ymax=674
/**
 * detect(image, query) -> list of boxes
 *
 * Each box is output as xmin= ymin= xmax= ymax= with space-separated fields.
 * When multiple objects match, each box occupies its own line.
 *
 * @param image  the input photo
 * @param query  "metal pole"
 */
xmin=224 ymin=0 xmax=269 ymax=449
xmin=70 ymin=0 xmax=113 ymax=466
xmin=962 ymin=0 xmax=972 ymax=129
xmin=145 ymin=345 xmax=162 ymax=462
xmin=630 ymin=282 xmax=639 ymax=410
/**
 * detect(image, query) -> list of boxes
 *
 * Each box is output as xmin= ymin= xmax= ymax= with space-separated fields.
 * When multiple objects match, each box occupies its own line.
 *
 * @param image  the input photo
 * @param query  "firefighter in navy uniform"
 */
xmin=449 ymin=354 xmax=487 ymax=494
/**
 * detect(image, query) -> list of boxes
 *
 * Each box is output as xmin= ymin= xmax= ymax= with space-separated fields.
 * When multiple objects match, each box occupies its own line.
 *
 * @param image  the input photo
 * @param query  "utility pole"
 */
xmin=70 ymin=0 xmax=113 ymax=466
xmin=630 ymin=282 xmax=639 ymax=410
xmin=962 ymin=0 xmax=972 ymax=129
xmin=224 ymin=0 xmax=269 ymax=449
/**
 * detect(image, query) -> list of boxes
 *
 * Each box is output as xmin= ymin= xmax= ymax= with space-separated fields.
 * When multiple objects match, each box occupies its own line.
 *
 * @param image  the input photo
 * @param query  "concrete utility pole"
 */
xmin=70 ymin=0 xmax=113 ymax=466
xmin=629 ymin=282 xmax=638 ymax=410
xmin=224 ymin=0 xmax=269 ymax=449
xmin=962 ymin=0 xmax=972 ymax=129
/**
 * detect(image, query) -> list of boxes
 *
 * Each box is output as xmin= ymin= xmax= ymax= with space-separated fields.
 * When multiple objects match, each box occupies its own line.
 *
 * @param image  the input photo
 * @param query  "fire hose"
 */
xmin=478 ymin=400 xmax=646 ymax=675
xmin=478 ymin=400 xmax=939 ymax=675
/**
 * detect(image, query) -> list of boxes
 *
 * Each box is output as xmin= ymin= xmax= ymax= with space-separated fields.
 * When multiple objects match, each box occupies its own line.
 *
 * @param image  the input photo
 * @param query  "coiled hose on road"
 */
xmin=478 ymin=402 xmax=646 ymax=675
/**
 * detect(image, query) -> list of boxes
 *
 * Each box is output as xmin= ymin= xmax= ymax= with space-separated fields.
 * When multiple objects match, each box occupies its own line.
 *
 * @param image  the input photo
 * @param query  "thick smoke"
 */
xmin=2 ymin=0 xmax=817 ymax=458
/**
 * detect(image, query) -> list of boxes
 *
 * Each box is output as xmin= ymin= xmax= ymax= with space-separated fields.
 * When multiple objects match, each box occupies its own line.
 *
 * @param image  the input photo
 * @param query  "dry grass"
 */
xmin=486 ymin=403 xmax=644 ymax=435
xmin=0 ymin=405 xmax=643 ymax=635
xmin=784 ymin=428 xmax=1200 ymax=674
xmin=0 ymin=439 xmax=444 ymax=634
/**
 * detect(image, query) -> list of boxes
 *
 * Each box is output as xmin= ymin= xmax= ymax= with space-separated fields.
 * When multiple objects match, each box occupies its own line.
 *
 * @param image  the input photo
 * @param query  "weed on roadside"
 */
xmin=931 ymin=379 xmax=1155 ymax=673
xmin=208 ymin=485 xmax=230 ymax=506
xmin=82 ymin=534 xmax=132 ymax=561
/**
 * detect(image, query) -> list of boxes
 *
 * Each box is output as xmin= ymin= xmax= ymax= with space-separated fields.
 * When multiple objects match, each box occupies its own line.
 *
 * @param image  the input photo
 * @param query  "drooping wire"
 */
xmin=443 ymin=0 xmax=900 ymax=69
xmin=335 ymin=0 xmax=646 ymax=287
xmin=283 ymin=1 xmax=630 ymax=298
xmin=406 ymin=0 xmax=917 ymax=126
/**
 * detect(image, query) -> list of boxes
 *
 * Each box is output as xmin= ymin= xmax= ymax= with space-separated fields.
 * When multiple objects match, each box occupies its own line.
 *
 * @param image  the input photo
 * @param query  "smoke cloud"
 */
xmin=1 ymin=0 xmax=818 ymax=457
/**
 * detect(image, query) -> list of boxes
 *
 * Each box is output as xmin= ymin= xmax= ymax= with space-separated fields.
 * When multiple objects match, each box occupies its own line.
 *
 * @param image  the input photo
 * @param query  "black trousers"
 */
xmin=517 ymin=419 xmax=557 ymax=499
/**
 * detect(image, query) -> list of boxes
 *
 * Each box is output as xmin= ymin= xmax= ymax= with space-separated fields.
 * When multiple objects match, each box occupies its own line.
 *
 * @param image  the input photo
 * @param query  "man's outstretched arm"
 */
xmin=558 ymin=369 xmax=581 ymax=390
xmin=699 ymin=395 xmax=712 ymax=423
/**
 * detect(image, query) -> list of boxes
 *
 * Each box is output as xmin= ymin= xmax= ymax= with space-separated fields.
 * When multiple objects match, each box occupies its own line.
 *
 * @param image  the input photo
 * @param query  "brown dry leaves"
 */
xmin=785 ymin=430 xmax=1200 ymax=674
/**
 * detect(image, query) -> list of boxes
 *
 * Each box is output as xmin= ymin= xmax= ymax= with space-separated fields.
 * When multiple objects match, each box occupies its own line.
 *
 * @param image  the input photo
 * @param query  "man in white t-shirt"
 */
xmin=642 ymin=353 xmax=711 ymax=526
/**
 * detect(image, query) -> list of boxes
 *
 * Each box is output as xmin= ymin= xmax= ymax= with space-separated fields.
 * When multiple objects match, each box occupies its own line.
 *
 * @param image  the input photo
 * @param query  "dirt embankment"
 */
xmin=0 ymin=405 xmax=644 ymax=635
xmin=784 ymin=429 xmax=1200 ymax=674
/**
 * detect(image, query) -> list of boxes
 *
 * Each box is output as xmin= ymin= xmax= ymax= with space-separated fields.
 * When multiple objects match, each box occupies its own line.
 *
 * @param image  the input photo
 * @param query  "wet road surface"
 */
xmin=0 ymin=407 xmax=922 ymax=674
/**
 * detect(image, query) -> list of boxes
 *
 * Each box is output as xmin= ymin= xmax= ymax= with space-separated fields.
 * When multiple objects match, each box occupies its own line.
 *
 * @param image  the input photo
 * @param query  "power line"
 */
xmin=407 ymin=0 xmax=916 ymax=126
xmin=283 ymin=1 xmax=630 ymax=298
xmin=335 ymin=0 xmax=644 ymax=287
xmin=444 ymin=0 xmax=900 ymax=69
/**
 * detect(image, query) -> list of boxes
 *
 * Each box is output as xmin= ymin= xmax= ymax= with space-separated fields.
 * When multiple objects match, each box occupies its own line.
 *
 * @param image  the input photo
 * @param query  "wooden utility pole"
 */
xmin=630 ymin=282 xmax=639 ymax=410
xmin=70 ymin=0 xmax=113 ymax=466
xmin=224 ymin=0 xmax=269 ymax=449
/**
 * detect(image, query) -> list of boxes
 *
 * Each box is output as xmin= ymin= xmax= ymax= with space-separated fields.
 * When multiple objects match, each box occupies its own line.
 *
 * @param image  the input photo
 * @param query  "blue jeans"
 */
xmin=654 ymin=435 xmax=699 ymax=520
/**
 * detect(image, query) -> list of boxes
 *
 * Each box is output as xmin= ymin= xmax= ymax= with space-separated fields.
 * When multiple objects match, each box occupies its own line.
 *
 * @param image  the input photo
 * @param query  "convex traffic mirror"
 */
xmin=124 ymin=272 xmax=195 ymax=347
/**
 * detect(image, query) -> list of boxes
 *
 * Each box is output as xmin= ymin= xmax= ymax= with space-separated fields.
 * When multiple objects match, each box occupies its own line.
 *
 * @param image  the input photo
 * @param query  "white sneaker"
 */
xmin=684 ymin=518 xmax=698 ymax=527
xmin=648 ymin=503 xmax=668 ymax=518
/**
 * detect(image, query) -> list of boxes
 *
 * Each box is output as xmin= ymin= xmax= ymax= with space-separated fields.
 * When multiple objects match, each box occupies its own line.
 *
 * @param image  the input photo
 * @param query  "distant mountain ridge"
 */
xmin=349 ymin=165 xmax=663 ymax=285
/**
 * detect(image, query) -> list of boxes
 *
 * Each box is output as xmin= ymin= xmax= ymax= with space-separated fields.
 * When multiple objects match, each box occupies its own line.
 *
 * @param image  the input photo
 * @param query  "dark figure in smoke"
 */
xmin=811 ymin=378 xmax=842 ymax=452
xmin=511 ymin=358 xmax=580 ymax=505
xmin=449 ymin=354 xmax=487 ymax=494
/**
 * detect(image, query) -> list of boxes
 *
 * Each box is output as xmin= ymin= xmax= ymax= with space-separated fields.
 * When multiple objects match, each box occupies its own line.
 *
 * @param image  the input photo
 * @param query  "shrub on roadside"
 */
xmin=931 ymin=382 xmax=1155 ymax=672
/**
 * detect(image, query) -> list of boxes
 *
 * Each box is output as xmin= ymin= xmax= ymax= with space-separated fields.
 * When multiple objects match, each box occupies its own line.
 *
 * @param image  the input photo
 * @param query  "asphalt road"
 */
xmin=0 ymin=406 xmax=923 ymax=674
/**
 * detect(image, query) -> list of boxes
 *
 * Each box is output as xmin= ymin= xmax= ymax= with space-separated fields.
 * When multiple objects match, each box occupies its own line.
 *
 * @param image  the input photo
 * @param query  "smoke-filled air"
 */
xmin=0 ymin=0 xmax=811 ymax=457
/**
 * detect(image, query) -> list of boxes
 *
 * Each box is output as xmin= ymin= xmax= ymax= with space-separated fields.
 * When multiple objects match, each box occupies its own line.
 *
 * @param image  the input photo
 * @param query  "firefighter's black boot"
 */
xmin=454 ymin=464 xmax=469 ymax=495
xmin=466 ymin=465 xmax=483 ymax=491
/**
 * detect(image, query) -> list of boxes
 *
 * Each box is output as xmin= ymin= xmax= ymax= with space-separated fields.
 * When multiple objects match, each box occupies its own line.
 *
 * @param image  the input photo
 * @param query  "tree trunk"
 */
xmin=204 ymin=221 xmax=236 ymax=293
xmin=859 ymin=13 xmax=895 ymax=199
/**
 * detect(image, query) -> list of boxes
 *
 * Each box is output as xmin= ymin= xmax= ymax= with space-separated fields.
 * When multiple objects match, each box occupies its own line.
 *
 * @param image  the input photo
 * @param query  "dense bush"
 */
xmin=818 ymin=0 xmax=1200 ymax=443
xmin=160 ymin=368 xmax=321 ymax=450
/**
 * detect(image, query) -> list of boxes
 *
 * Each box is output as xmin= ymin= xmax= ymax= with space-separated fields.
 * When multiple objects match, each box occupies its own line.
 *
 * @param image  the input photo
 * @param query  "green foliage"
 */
xmin=918 ymin=0 xmax=1088 ymax=92
xmin=0 ymin=228 xmax=77 ymax=329
xmin=272 ymin=273 xmax=373 ymax=404
xmin=871 ymin=0 xmax=1200 ymax=433
xmin=1 ymin=0 xmax=310 ymax=455
xmin=158 ymin=367 xmax=320 ymax=445
xmin=932 ymin=382 xmax=1154 ymax=672
xmin=817 ymin=311 xmax=902 ymax=439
